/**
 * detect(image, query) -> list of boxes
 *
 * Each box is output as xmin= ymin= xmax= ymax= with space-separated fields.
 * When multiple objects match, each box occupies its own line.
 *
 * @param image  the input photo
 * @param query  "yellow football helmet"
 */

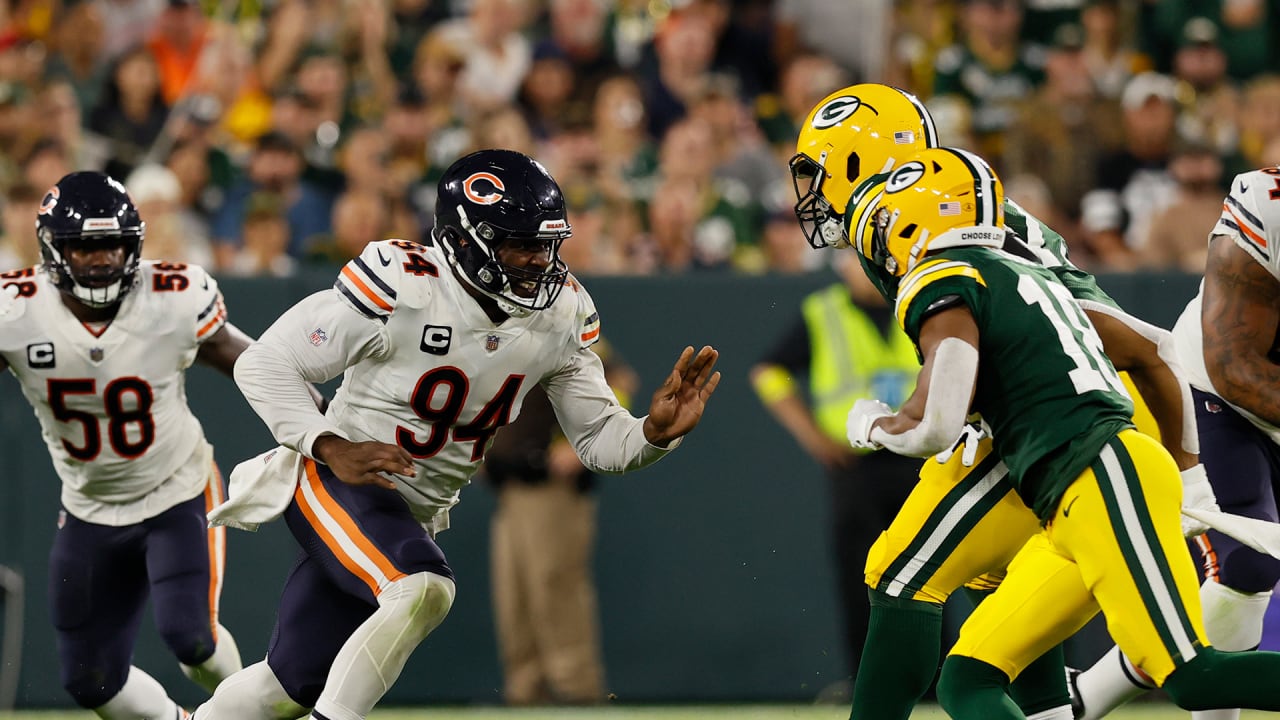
xmin=790 ymin=83 xmax=937 ymax=249
xmin=851 ymin=147 xmax=1006 ymax=278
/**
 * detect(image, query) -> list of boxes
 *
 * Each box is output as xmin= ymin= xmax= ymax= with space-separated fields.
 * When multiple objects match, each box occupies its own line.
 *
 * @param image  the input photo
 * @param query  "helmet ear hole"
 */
xmin=899 ymin=223 xmax=917 ymax=239
xmin=846 ymin=153 xmax=861 ymax=185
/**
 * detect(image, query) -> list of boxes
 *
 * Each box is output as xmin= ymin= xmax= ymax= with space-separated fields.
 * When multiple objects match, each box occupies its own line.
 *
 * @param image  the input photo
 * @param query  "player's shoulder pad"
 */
xmin=894 ymin=256 xmax=985 ymax=329
xmin=0 ymin=267 xmax=38 ymax=324
xmin=166 ymin=262 xmax=230 ymax=341
xmin=564 ymin=274 xmax=601 ymax=349
xmin=333 ymin=240 xmax=421 ymax=320
xmin=1217 ymin=169 xmax=1280 ymax=272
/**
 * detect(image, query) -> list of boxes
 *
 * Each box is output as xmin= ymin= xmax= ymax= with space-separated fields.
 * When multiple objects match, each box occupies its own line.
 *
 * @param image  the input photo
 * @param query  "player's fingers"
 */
xmin=699 ymin=371 xmax=722 ymax=400
xmin=671 ymin=346 xmax=694 ymax=376
xmin=683 ymin=346 xmax=714 ymax=381
xmin=690 ymin=347 xmax=719 ymax=386
xmin=366 ymin=473 xmax=398 ymax=490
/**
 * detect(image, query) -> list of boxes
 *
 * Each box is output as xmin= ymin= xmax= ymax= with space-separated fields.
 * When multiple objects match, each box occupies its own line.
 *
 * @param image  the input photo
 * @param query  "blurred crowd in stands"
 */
xmin=0 ymin=0 xmax=1274 ymax=277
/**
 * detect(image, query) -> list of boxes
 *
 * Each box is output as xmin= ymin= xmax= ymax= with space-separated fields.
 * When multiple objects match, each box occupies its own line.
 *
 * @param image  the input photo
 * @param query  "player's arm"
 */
xmin=862 ymin=303 xmax=978 ymax=457
xmin=750 ymin=320 xmax=857 ymax=470
xmin=235 ymin=242 xmax=413 ymax=487
xmin=1081 ymin=302 xmax=1198 ymax=470
xmin=196 ymin=322 xmax=253 ymax=376
xmin=1202 ymin=234 xmax=1280 ymax=425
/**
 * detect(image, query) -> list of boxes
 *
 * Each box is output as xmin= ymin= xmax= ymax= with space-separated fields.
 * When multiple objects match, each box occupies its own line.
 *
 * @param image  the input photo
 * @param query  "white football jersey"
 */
xmin=1173 ymin=168 xmax=1280 ymax=444
xmin=0 ymin=261 xmax=225 ymax=525
xmin=222 ymin=239 xmax=671 ymax=529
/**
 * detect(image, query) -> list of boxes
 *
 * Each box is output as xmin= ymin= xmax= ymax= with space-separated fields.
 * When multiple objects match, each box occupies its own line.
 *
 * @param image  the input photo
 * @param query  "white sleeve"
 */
xmin=234 ymin=289 xmax=386 ymax=459
xmin=187 ymin=264 xmax=228 ymax=343
xmin=543 ymin=347 xmax=678 ymax=474
xmin=1216 ymin=170 xmax=1280 ymax=281
xmin=870 ymin=337 xmax=977 ymax=457
xmin=1078 ymin=299 xmax=1199 ymax=456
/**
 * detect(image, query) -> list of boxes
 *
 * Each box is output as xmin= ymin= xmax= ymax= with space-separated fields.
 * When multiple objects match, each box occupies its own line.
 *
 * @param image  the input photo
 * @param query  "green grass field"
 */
xmin=1 ymin=704 xmax=1278 ymax=719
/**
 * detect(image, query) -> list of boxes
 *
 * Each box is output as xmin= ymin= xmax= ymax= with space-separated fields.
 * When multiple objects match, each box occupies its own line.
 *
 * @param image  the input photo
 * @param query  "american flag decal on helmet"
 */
xmin=939 ymin=201 xmax=961 ymax=216
xmin=894 ymin=130 xmax=916 ymax=144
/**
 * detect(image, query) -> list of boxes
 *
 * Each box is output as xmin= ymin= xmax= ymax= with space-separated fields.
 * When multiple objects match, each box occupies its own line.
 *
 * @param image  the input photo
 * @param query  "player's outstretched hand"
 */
xmin=312 ymin=435 xmax=416 ymax=490
xmin=642 ymin=345 xmax=721 ymax=447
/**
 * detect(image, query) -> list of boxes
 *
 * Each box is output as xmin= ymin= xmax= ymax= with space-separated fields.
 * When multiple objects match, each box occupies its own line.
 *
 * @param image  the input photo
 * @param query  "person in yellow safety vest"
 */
xmin=750 ymin=252 xmax=924 ymax=699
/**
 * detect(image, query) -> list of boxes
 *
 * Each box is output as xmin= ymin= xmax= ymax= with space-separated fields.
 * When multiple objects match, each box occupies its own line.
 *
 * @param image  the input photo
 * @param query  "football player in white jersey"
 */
xmin=1071 ymin=167 xmax=1280 ymax=720
xmin=0 ymin=172 xmax=248 ymax=719
xmin=194 ymin=149 xmax=721 ymax=720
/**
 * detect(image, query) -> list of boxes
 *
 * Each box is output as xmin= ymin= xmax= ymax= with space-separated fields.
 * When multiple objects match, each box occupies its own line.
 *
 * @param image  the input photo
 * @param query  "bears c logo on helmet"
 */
xmin=463 ymin=172 xmax=505 ymax=205
xmin=38 ymin=186 xmax=59 ymax=216
xmin=811 ymin=96 xmax=866 ymax=130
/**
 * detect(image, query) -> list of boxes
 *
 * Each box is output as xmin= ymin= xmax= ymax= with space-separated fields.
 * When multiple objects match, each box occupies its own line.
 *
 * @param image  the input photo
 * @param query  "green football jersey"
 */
xmin=895 ymin=248 xmax=1135 ymax=520
xmin=845 ymin=174 xmax=1117 ymax=309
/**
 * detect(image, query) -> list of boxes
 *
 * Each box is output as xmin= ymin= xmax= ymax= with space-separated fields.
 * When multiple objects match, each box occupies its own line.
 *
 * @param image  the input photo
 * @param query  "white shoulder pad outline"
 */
xmin=0 ymin=268 xmax=39 ymax=323
xmin=1216 ymin=169 xmax=1280 ymax=280
xmin=333 ymin=240 xmax=414 ymax=322
xmin=180 ymin=263 xmax=228 ymax=342
xmin=567 ymin=275 xmax=601 ymax=349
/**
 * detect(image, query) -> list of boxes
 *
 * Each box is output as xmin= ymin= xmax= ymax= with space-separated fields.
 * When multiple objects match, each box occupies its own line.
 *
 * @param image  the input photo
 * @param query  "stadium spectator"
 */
xmin=306 ymin=189 xmax=388 ymax=265
xmin=1080 ymin=72 xmax=1179 ymax=270
xmin=1171 ymin=17 xmax=1239 ymax=155
xmin=638 ymin=10 xmax=717 ymax=139
xmin=538 ymin=0 xmax=620 ymax=100
xmin=146 ymin=0 xmax=208 ymax=105
xmin=1080 ymin=0 xmax=1149 ymax=100
xmin=1004 ymin=23 xmax=1124 ymax=234
xmin=221 ymin=190 xmax=296 ymax=277
xmin=126 ymin=161 xmax=213 ymax=266
xmin=930 ymin=0 xmax=1044 ymax=167
xmin=0 ymin=181 xmax=39 ymax=270
xmin=437 ymin=0 xmax=533 ymax=113
xmin=756 ymin=53 xmax=847 ymax=159
xmin=211 ymin=130 xmax=335 ymax=266
xmin=97 ymin=0 xmax=164 ymax=63
xmin=774 ymin=0 xmax=881 ymax=85
xmin=1138 ymin=141 xmax=1223 ymax=272
xmin=43 ymin=1 xmax=109 ymax=113
xmin=1223 ymin=74 xmax=1280 ymax=180
xmin=87 ymin=45 xmax=169 ymax=181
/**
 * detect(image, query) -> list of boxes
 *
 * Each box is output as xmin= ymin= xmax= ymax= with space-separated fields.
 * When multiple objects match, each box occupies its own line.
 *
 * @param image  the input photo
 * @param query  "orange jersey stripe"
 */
xmin=304 ymin=461 xmax=407 ymax=589
xmin=204 ymin=461 xmax=226 ymax=639
xmin=197 ymin=305 xmax=227 ymax=339
xmin=1226 ymin=204 xmax=1268 ymax=248
xmin=341 ymin=266 xmax=393 ymax=312
xmin=1196 ymin=534 xmax=1220 ymax=582
xmin=297 ymin=462 xmax=382 ymax=595
xmin=581 ymin=327 xmax=600 ymax=342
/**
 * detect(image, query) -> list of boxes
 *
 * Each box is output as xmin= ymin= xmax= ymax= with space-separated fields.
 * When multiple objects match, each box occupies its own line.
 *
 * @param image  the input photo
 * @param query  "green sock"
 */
xmin=1009 ymin=643 xmax=1069 ymax=715
xmin=848 ymin=588 xmax=943 ymax=720
xmin=1164 ymin=646 xmax=1280 ymax=711
xmin=938 ymin=654 xmax=1023 ymax=720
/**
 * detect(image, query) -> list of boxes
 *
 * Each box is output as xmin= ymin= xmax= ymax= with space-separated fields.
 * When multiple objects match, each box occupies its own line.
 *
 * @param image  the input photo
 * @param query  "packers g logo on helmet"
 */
xmin=790 ymin=84 xmax=938 ymax=250
xmin=850 ymin=147 xmax=1005 ymax=278
xmin=811 ymin=96 xmax=862 ymax=130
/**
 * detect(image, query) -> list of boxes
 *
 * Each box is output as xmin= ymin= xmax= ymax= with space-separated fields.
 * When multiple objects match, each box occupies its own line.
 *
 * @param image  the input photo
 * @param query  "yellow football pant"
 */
xmin=863 ymin=435 xmax=1038 ymax=603
xmin=948 ymin=429 xmax=1208 ymax=685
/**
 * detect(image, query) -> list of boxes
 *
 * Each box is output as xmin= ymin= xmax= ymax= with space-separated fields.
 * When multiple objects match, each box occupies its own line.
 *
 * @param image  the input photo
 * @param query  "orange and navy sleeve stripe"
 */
xmin=580 ymin=311 xmax=600 ymax=347
xmin=196 ymin=292 xmax=228 ymax=341
xmin=1222 ymin=193 xmax=1270 ymax=261
xmin=335 ymin=255 xmax=397 ymax=322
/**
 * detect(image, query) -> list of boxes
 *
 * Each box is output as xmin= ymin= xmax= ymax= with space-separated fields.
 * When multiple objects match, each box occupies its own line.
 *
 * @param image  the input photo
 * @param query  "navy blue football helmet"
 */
xmin=432 ymin=149 xmax=571 ymax=316
xmin=37 ymin=172 xmax=144 ymax=307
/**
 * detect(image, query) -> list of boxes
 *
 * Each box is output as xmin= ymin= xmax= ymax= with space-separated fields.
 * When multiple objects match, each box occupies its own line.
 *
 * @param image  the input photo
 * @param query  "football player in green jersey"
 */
xmin=847 ymin=146 xmax=1280 ymax=720
xmin=789 ymin=83 xmax=1213 ymax=720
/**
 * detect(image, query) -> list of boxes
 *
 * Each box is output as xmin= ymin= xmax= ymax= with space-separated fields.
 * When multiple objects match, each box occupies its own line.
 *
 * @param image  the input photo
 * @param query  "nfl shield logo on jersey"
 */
xmin=90 ymin=347 xmax=104 ymax=362
xmin=486 ymin=334 xmax=500 ymax=352
xmin=309 ymin=328 xmax=329 ymax=346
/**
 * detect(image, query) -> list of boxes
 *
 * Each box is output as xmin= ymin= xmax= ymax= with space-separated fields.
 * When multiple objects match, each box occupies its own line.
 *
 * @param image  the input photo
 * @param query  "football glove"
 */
xmin=1180 ymin=463 xmax=1220 ymax=538
xmin=935 ymin=421 xmax=987 ymax=467
xmin=847 ymin=399 xmax=893 ymax=450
